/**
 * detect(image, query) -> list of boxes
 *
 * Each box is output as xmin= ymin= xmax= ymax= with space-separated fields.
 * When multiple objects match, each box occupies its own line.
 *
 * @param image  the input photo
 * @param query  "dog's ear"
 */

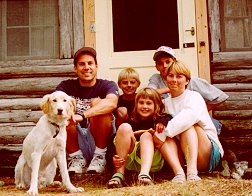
xmin=40 ymin=94 xmax=50 ymax=114
xmin=70 ymin=97 xmax=76 ymax=114
xmin=66 ymin=97 xmax=76 ymax=118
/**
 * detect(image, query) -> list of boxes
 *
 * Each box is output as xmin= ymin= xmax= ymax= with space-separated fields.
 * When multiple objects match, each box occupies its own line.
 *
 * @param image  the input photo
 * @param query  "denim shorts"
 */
xmin=76 ymin=115 xmax=116 ymax=163
xmin=211 ymin=118 xmax=222 ymax=135
xmin=208 ymin=139 xmax=221 ymax=172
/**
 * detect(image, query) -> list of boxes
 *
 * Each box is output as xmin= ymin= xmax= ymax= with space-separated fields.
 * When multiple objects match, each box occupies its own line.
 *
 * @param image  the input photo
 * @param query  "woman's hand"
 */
xmin=113 ymin=155 xmax=125 ymax=169
xmin=155 ymin=123 xmax=165 ymax=133
xmin=153 ymin=133 xmax=165 ymax=149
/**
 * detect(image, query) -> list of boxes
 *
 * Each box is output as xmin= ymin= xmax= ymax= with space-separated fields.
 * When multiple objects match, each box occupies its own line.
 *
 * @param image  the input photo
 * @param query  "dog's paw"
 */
xmin=27 ymin=188 xmax=38 ymax=196
xmin=67 ymin=186 xmax=85 ymax=193
xmin=16 ymin=183 xmax=27 ymax=189
xmin=76 ymin=187 xmax=85 ymax=192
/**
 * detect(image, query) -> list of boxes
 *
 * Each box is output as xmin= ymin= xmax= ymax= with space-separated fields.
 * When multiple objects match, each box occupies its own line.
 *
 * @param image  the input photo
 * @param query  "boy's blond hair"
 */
xmin=117 ymin=68 xmax=141 ymax=85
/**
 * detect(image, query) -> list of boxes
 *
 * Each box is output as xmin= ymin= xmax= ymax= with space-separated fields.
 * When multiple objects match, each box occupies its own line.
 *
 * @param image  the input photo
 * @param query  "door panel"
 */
xmin=95 ymin=0 xmax=198 ymax=88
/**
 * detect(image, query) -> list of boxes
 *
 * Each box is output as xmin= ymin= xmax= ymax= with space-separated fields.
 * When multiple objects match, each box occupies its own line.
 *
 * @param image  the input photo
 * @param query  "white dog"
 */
xmin=14 ymin=91 xmax=84 ymax=195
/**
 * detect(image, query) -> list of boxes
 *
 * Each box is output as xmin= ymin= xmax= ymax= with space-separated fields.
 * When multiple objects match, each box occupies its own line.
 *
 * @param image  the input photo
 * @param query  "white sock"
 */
xmin=69 ymin=149 xmax=83 ymax=157
xmin=94 ymin=147 xmax=107 ymax=157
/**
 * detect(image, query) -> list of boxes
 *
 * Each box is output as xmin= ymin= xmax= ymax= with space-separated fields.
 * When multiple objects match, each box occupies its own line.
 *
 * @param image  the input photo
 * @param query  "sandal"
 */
xmin=187 ymin=173 xmax=201 ymax=182
xmin=171 ymin=174 xmax=186 ymax=183
xmin=108 ymin=172 xmax=124 ymax=189
xmin=138 ymin=173 xmax=153 ymax=185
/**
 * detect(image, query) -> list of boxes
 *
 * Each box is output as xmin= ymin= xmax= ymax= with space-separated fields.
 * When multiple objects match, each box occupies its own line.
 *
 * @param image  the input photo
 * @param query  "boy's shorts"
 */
xmin=208 ymin=138 xmax=221 ymax=172
xmin=125 ymin=141 xmax=164 ymax=173
xmin=76 ymin=115 xmax=116 ymax=163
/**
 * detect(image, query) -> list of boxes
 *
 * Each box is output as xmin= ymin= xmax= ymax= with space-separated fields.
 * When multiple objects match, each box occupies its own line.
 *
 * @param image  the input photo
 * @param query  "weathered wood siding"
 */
xmin=0 ymin=60 xmax=76 ymax=175
xmin=1 ymin=58 xmax=252 ymax=175
xmin=211 ymin=59 xmax=252 ymax=166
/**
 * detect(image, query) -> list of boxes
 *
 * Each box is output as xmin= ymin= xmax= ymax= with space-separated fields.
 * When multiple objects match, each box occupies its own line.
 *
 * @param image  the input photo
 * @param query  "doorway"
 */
xmin=95 ymin=0 xmax=198 ymax=87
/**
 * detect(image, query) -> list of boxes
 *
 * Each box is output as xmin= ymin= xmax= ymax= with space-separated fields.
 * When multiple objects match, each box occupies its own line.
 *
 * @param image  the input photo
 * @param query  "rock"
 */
xmin=0 ymin=181 xmax=5 ymax=186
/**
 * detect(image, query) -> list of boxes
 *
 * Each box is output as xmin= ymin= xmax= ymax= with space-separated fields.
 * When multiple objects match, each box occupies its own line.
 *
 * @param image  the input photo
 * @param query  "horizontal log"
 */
xmin=0 ymin=77 xmax=73 ymax=95
xmin=0 ymin=122 xmax=35 ymax=136
xmin=211 ymin=58 xmax=252 ymax=69
xmin=0 ymin=64 xmax=76 ymax=79
xmin=0 ymin=144 xmax=22 ymax=152
xmin=0 ymin=136 xmax=25 ymax=145
xmin=0 ymin=98 xmax=41 ymax=110
xmin=0 ymin=95 xmax=43 ymax=99
xmin=219 ymin=119 xmax=252 ymax=131
xmin=0 ymin=59 xmax=73 ymax=67
xmin=215 ymin=100 xmax=252 ymax=110
xmin=225 ymin=92 xmax=252 ymax=101
xmin=0 ymin=110 xmax=42 ymax=123
xmin=213 ymin=83 xmax=252 ymax=91
xmin=212 ymin=69 xmax=252 ymax=83
xmin=213 ymin=110 xmax=252 ymax=119
xmin=219 ymin=136 xmax=252 ymax=149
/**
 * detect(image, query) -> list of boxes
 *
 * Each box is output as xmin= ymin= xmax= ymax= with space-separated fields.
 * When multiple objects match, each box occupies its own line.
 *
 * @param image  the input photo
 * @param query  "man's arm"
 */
xmin=188 ymin=77 xmax=229 ymax=111
xmin=155 ymin=87 xmax=170 ymax=95
xmin=83 ymin=93 xmax=118 ymax=118
xmin=148 ymin=74 xmax=170 ymax=97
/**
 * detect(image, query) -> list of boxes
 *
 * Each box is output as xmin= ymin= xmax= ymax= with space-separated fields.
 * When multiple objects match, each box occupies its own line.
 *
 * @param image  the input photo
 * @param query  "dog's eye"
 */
xmin=63 ymin=99 xmax=67 ymax=102
xmin=53 ymin=99 xmax=57 ymax=102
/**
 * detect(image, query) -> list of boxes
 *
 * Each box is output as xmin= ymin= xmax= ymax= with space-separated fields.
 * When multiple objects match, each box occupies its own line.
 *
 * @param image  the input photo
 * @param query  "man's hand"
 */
xmin=68 ymin=114 xmax=83 ymax=127
xmin=73 ymin=114 xmax=83 ymax=123
xmin=113 ymin=155 xmax=125 ymax=169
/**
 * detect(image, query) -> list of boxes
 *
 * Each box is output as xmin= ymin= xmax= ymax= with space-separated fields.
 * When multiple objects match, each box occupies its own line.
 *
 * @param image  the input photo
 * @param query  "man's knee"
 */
xmin=91 ymin=113 xmax=112 ymax=121
xmin=90 ymin=113 xmax=113 ymax=128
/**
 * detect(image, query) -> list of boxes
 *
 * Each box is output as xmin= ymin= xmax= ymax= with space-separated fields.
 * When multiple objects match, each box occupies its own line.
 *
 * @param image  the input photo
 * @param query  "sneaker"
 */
xmin=87 ymin=154 xmax=106 ymax=173
xmin=68 ymin=155 xmax=87 ymax=174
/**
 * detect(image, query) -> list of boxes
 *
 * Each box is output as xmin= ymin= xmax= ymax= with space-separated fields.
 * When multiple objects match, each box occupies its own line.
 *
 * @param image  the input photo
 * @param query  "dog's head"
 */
xmin=40 ymin=91 xmax=76 ymax=122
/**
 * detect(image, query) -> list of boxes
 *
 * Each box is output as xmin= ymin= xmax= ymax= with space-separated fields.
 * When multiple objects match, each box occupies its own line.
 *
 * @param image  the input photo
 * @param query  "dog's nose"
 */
xmin=57 ymin=108 xmax=63 ymax=115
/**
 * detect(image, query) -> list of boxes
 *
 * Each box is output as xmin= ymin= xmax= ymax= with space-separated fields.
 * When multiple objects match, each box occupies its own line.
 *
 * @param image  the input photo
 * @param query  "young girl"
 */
xmin=108 ymin=88 xmax=172 ymax=188
xmin=154 ymin=60 xmax=224 ymax=183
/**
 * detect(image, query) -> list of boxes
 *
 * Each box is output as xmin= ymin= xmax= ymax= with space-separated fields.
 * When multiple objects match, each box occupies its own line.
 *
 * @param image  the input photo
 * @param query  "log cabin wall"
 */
xmin=211 ymin=59 xmax=252 ymax=166
xmin=0 ymin=0 xmax=86 ymax=175
xmin=2 ymin=58 xmax=252 ymax=175
xmin=209 ymin=0 xmax=252 ymax=167
xmin=0 ymin=60 xmax=76 ymax=176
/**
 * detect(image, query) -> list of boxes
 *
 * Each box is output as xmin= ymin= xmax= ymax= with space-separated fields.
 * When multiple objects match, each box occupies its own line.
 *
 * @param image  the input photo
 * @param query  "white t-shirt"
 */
xmin=155 ymin=89 xmax=224 ymax=157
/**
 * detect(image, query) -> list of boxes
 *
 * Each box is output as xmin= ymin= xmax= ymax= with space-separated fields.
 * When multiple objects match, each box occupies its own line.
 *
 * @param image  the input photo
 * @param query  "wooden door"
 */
xmin=95 ymin=0 xmax=198 ymax=88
